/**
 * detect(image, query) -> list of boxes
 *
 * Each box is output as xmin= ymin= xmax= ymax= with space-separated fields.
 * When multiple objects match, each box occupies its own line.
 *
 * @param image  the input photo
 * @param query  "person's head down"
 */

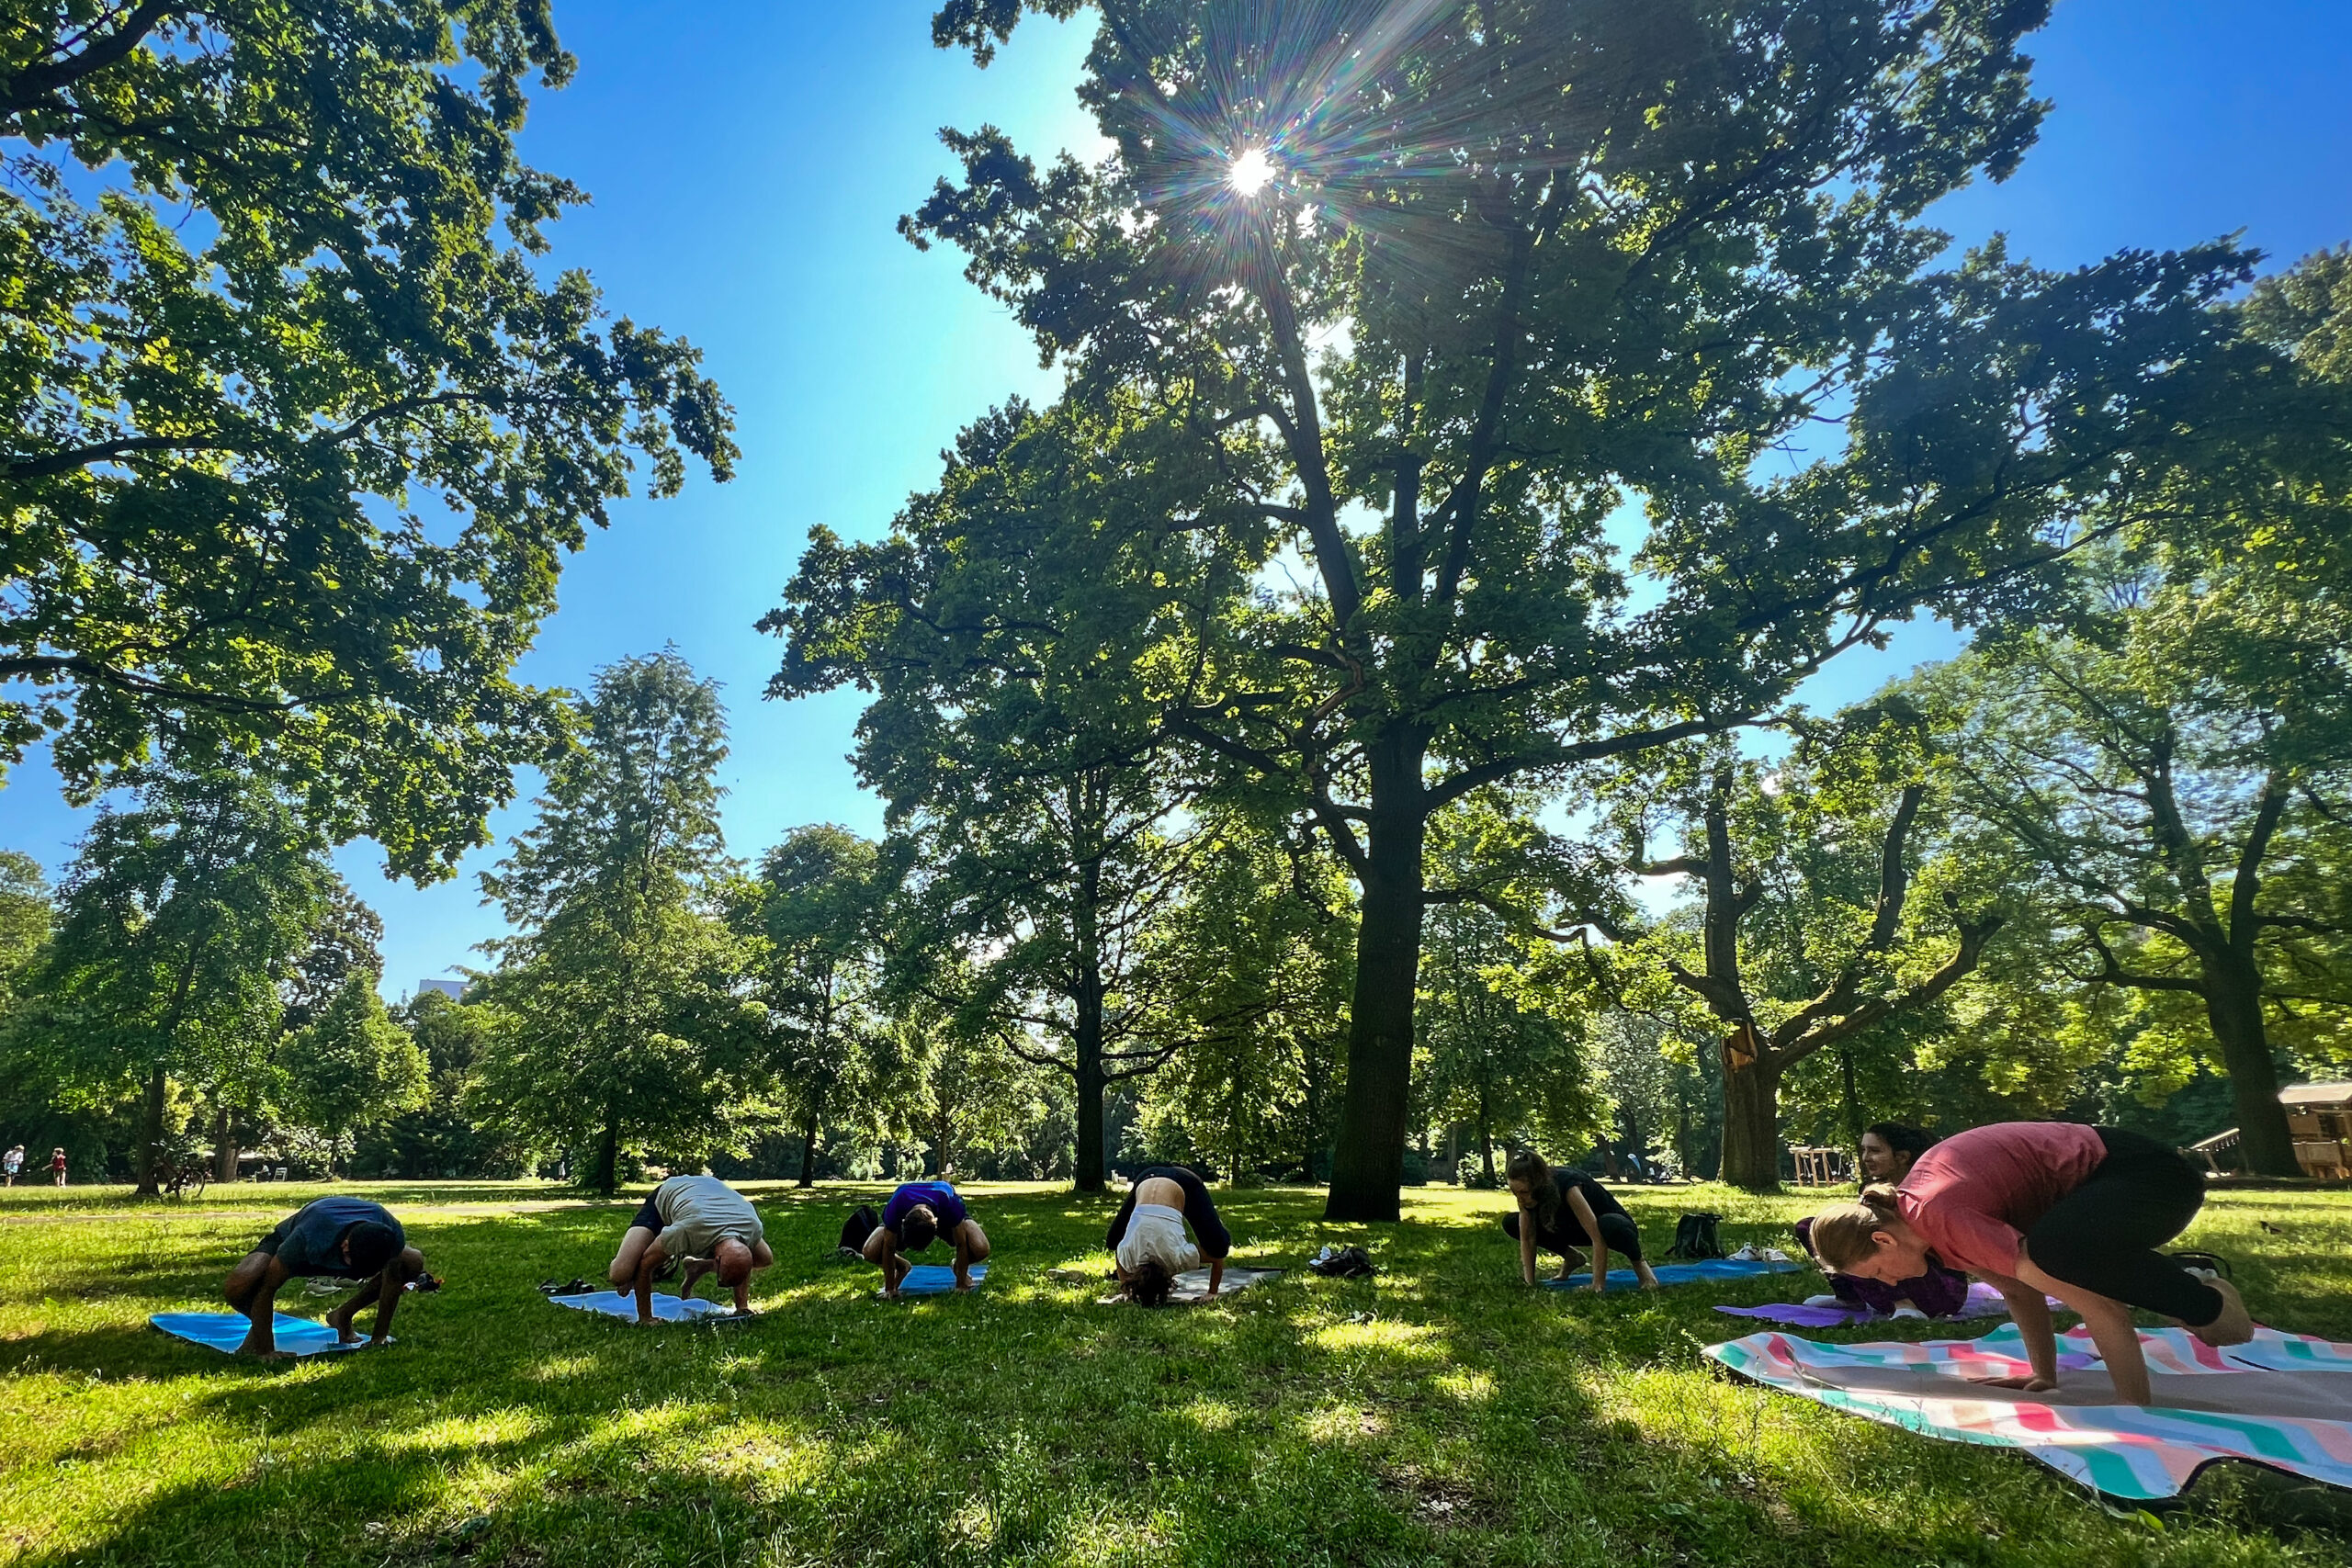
xmin=1805 ymin=1186 xmax=1932 ymax=1280
xmin=1122 ymin=1258 xmax=1175 ymax=1307
xmin=343 ymin=1221 xmax=403 ymax=1278
xmin=899 ymin=1205 xmax=939 ymax=1252
xmin=713 ymin=1236 xmax=755 ymax=1287
xmin=1503 ymin=1149 xmax=1558 ymax=1224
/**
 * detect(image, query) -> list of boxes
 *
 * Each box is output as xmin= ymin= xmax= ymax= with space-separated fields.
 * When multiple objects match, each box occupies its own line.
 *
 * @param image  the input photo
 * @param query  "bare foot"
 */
xmin=678 ymin=1256 xmax=716 ymax=1298
xmin=2189 ymin=1276 xmax=2256 ymax=1347
xmin=325 ymin=1308 xmax=362 ymax=1345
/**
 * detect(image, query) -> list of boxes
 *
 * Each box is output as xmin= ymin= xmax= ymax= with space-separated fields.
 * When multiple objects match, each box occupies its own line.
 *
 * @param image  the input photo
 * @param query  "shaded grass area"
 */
xmin=0 ymin=1180 xmax=2346 ymax=1566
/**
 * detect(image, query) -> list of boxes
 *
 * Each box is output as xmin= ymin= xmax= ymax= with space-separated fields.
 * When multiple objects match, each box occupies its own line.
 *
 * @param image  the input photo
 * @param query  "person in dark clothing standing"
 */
xmin=1104 ymin=1166 xmax=1233 ymax=1305
xmin=1502 ymin=1150 xmax=1658 ymax=1292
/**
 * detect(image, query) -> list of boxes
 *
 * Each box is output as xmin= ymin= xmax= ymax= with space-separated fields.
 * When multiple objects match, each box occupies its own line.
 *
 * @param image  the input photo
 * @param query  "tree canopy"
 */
xmin=836 ymin=0 xmax=2262 ymax=1217
xmin=1 ymin=0 xmax=737 ymax=879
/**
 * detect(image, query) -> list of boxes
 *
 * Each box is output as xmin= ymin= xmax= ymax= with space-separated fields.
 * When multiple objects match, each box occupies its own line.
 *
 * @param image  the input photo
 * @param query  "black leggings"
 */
xmin=2025 ymin=1128 xmax=2221 ymax=1325
xmin=1502 ymin=1208 xmax=1645 ymax=1265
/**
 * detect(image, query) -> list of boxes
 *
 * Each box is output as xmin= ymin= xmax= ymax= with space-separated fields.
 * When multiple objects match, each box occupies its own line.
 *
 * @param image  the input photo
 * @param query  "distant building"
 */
xmin=413 ymin=978 xmax=467 ymax=1003
xmin=2188 ymin=1082 xmax=2352 ymax=1179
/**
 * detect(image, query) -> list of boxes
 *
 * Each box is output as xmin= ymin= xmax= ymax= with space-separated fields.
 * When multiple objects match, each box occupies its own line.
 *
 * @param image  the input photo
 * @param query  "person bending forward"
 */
xmin=1503 ymin=1150 xmax=1659 ymax=1292
xmin=223 ymin=1196 xmax=426 ymax=1359
xmin=865 ymin=1179 xmax=989 ymax=1300
xmin=608 ymin=1174 xmax=774 ymax=1323
xmin=1106 ymin=1166 xmax=1232 ymax=1305
xmin=1806 ymin=1122 xmax=2255 ymax=1406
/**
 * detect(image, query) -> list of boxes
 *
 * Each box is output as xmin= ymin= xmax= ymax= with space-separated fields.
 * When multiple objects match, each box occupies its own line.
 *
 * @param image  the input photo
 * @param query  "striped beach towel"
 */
xmin=1706 ymin=1324 xmax=2352 ymax=1502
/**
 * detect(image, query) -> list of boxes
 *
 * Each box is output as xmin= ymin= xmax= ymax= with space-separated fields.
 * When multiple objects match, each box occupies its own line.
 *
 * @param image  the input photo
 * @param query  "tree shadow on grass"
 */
xmin=6 ymin=1186 xmax=2346 ymax=1567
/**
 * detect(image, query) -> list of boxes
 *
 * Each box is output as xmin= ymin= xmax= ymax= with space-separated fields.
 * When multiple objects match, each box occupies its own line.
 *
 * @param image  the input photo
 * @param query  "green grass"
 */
xmin=2 ymin=1179 xmax=2347 ymax=1566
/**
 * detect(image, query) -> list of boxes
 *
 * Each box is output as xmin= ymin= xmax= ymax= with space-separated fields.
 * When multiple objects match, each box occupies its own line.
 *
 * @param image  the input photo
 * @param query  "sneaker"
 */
xmin=1890 ymin=1304 xmax=1927 ymax=1320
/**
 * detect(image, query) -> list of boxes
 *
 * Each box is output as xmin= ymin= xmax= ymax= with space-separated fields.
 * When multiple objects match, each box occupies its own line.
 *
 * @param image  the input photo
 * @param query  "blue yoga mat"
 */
xmin=884 ymin=1263 xmax=987 ymax=1298
xmin=547 ymin=1290 xmax=742 ymax=1323
xmin=1546 ymin=1258 xmax=1802 ymax=1292
xmin=152 ymin=1312 xmax=383 ymax=1356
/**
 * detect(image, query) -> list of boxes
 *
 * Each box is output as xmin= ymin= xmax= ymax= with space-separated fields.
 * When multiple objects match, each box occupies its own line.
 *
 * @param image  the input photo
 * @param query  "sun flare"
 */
xmin=1227 ymin=147 xmax=1276 ymax=197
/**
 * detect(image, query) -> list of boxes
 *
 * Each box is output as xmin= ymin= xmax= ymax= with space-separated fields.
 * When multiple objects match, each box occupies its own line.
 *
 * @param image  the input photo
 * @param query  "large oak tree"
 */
xmin=882 ymin=0 xmax=2256 ymax=1217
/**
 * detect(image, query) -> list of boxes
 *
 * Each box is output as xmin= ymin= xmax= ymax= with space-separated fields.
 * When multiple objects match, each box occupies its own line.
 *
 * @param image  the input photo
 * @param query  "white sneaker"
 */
xmin=1890 ymin=1304 xmax=1927 ymax=1320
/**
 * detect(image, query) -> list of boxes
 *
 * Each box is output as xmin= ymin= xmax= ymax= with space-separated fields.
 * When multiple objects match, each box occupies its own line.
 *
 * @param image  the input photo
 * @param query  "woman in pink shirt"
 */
xmin=1806 ymin=1123 xmax=2253 ymax=1405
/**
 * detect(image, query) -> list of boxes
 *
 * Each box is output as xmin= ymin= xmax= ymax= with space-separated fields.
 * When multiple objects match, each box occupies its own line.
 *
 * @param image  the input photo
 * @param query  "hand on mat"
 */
xmin=1971 ymin=1372 xmax=2058 ymax=1393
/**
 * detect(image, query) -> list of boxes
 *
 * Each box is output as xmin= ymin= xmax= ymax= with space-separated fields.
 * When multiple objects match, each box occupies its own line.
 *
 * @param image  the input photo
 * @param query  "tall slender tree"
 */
xmin=739 ymin=825 xmax=901 ymax=1188
xmin=892 ymin=0 xmax=2258 ymax=1218
xmin=470 ymin=652 xmax=760 ymax=1192
xmin=773 ymin=401 xmax=1234 ymax=1190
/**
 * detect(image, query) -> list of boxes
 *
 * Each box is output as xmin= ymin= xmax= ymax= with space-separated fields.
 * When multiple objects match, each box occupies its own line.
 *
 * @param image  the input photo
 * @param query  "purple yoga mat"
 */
xmin=1714 ymin=1281 xmax=2035 ymax=1328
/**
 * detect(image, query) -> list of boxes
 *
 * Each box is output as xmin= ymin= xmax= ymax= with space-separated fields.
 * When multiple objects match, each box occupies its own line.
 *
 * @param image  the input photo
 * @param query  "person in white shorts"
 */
xmin=1105 ymin=1166 xmax=1231 ymax=1306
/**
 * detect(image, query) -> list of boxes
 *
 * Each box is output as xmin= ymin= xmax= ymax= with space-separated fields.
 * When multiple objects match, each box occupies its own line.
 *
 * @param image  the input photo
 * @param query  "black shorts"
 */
xmin=253 ymin=1214 xmax=296 ymax=1256
xmin=629 ymin=1191 xmax=665 ymax=1233
xmin=251 ymin=1216 xmax=362 ymax=1280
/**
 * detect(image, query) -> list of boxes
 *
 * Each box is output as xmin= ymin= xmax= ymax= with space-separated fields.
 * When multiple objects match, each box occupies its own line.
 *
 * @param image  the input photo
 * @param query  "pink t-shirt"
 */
xmin=1894 ymin=1122 xmax=2107 ymax=1277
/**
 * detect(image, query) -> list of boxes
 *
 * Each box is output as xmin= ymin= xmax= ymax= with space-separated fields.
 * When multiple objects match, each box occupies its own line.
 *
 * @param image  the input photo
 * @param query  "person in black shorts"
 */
xmin=223 ymin=1196 xmax=431 ymax=1358
xmin=1502 ymin=1150 xmax=1659 ymax=1292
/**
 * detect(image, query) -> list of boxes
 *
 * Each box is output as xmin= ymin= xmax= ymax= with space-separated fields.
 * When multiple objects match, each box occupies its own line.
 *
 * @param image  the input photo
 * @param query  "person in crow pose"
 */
xmin=606 ymin=1173 xmax=775 ymax=1322
xmin=1105 ymin=1165 xmax=1232 ymax=1305
xmin=1503 ymin=1150 xmax=1659 ymax=1292
xmin=223 ymin=1195 xmax=430 ymax=1358
xmin=864 ymin=1179 xmax=989 ymax=1300
xmin=1806 ymin=1122 xmax=2255 ymax=1406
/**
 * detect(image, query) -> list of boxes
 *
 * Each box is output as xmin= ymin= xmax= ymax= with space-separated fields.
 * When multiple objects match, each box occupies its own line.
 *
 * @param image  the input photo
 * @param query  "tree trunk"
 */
xmin=1838 ymin=1045 xmax=1861 ymax=1149
xmin=1071 ymin=823 xmax=1110 ymax=1192
xmin=135 ymin=1063 xmax=167 ymax=1195
xmin=1720 ymin=1051 xmax=1782 ymax=1192
xmin=798 ymin=1108 xmax=820 ymax=1188
xmin=2202 ymin=953 xmax=2298 ymax=1177
xmin=213 ymin=1103 xmax=238 ymax=1182
xmin=591 ymin=1109 xmax=619 ymax=1195
xmin=935 ymin=1100 xmax=953 ymax=1180
xmin=1325 ymin=737 xmax=1429 ymax=1222
xmin=1476 ymin=1079 xmax=1496 ymax=1185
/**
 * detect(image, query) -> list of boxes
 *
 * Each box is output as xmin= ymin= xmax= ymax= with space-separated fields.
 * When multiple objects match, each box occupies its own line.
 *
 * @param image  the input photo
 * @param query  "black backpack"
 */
xmin=838 ymin=1204 xmax=879 ymax=1259
xmin=1666 ymin=1212 xmax=1724 ymax=1260
xmin=1307 ymin=1244 xmax=1376 ymax=1279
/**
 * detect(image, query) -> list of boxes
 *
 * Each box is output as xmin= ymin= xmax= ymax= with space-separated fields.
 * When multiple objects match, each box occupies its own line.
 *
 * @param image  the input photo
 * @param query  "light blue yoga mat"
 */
xmin=884 ymin=1263 xmax=987 ymax=1298
xmin=1547 ymin=1258 xmax=1802 ymax=1291
xmin=547 ymin=1290 xmax=743 ymax=1323
xmin=151 ymin=1312 xmax=381 ymax=1356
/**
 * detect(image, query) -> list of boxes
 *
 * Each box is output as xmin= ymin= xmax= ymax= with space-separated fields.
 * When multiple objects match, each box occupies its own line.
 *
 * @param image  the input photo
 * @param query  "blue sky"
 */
xmin=4 ymin=0 xmax=2347 ymax=998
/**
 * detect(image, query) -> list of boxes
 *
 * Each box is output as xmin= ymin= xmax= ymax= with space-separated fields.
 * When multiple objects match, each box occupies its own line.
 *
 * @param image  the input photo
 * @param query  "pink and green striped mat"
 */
xmin=1707 ymin=1323 xmax=2352 ymax=1502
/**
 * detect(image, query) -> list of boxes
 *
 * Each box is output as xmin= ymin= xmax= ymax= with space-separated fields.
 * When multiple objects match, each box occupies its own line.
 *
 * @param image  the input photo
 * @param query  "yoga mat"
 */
xmin=1706 ymin=1323 xmax=2352 ymax=1502
xmin=881 ymin=1263 xmax=987 ymax=1299
xmin=151 ymin=1312 xmax=383 ymax=1357
xmin=1715 ymin=1281 xmax=2037 ymax=1327
xmin=1099 ymin=1267 xmax=1283 ymax=1304
xmin=546 ymin=1290 xmax=745 ymax=1324
xmin=1547 ymin=1258 xmax=1802 ymax=1291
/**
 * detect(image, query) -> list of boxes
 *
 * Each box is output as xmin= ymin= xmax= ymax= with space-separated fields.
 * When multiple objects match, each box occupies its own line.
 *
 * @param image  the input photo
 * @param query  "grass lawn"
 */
xmin=2 ymin=1179 xmax=2347 ymax=1567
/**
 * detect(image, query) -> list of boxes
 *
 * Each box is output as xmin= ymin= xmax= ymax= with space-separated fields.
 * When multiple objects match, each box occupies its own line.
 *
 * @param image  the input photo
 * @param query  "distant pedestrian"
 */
xmin=51 ymin=1147 xmax=67 ymax=1187
xmin=3 ymin=1145 xmax=22 ymax=1186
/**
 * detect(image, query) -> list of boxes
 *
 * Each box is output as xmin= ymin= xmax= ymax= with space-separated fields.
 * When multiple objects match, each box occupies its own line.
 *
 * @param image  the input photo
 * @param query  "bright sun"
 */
xmin=1227 ymin=147 xmax=1276 ymax=197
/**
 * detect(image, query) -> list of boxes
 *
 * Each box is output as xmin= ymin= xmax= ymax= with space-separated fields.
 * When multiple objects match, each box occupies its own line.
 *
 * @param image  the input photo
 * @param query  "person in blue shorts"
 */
xmin=223 ymin=1196 xmax=429 ymax=1358
xmin=864 ymin=1179 xmax=989 ymax=1300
